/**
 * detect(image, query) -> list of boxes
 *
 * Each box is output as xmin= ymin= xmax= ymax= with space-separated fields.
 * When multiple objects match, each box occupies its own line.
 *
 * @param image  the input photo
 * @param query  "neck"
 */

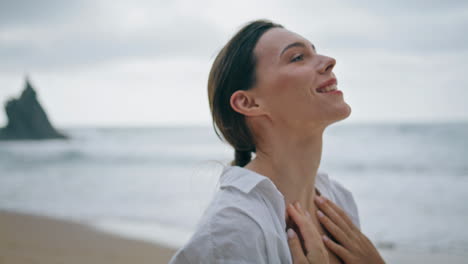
xmin=244 ymin=126 xmax=324 ymax=217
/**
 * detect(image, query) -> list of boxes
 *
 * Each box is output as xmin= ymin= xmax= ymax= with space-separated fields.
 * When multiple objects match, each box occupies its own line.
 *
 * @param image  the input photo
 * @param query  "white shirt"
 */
xmin=169 ymin=165 xmax=360 ymax=264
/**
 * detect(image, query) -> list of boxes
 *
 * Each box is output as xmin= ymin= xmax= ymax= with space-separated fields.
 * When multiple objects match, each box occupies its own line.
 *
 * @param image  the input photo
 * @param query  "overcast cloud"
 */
xmin=0 ymin=0 xmax=467 ymax=126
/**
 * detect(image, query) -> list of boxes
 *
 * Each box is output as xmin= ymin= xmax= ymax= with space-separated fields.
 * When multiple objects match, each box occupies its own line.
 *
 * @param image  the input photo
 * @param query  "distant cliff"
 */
xmin=0 ymin=79 xmax=67 ymax=140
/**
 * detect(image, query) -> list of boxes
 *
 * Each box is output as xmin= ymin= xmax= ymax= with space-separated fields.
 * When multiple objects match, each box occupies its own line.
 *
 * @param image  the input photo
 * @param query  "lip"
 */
xmin=316 ymin=78 xmax=337 ymax=92
xmin=327 ymin=90 xmax=342 ymax=95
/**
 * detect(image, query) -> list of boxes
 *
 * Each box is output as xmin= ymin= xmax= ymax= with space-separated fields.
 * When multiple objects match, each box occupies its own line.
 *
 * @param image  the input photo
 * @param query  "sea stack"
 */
xmin=0 ymin=78 xmax=67 ymax=140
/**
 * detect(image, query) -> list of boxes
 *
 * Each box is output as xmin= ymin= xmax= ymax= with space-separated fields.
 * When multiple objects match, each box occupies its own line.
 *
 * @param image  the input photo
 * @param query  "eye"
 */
xmin=291 ymin=54 xmax=304 ymax=63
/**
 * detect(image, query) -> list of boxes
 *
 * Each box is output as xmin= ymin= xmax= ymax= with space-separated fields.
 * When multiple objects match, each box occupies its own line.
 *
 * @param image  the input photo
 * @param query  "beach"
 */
xmin=2 ymin=210 xmax=467 ymax=264
xmin=0 ymin=210 xmax=176 ymax=264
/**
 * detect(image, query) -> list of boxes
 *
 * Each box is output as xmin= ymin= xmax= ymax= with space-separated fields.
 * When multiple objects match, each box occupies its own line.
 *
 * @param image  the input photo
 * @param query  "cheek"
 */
xmin=273 ymin=68 xmax=317 ymax=104
xmin=263 ymin=68 xmax=319 ymax=119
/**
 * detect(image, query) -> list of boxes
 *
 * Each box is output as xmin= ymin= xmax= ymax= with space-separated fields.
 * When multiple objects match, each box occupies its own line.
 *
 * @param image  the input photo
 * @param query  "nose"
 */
xmin=319 ymin=56 xmax=336 ymax=74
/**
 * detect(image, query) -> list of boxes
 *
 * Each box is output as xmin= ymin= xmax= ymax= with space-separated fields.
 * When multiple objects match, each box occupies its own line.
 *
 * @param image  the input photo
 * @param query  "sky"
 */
xmin=0 ymin=0 xmax=467 ymax=127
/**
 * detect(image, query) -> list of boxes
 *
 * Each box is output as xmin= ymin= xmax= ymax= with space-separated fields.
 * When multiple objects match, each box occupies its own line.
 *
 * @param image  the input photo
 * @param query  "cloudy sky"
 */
xmin=0 ymin=0 xmax=467 ymax=127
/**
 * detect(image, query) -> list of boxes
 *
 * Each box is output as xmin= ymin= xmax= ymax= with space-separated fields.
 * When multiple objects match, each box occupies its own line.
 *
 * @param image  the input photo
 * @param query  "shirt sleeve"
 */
xmin=330 ymin=179 xmax=361 ymax=230
xmin=169 ymin=206 xmax=269 ymax=264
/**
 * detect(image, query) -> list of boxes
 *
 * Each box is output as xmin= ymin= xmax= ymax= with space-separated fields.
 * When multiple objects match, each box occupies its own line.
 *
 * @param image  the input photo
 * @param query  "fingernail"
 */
xmin=322 ymin=235 xmax=329 ymax=241
xmin=316 ymin=196 xmax=324 ymax=204
xmin=305 ymin=211 xmax=311 ymax=218
xmin=317 ymin=210 xmax=324 ymax=218
xmin=287 ymin=228 xmax=296 ymax=239
xmin=295 ymin=201 xmax=301 ymax=210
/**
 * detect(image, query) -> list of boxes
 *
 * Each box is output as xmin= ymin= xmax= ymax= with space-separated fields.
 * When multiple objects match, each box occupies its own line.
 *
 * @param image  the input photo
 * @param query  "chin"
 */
xmin=329 ymin=103 xmax=352 ymax=125
xmin=342 ymin=103 xmax=352 ymax=119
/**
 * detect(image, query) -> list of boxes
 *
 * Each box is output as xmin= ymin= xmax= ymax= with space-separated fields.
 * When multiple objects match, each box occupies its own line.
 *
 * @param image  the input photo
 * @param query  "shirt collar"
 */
xmin=219 ymin=165 xmax=280 ymax=195
xmin=219 ymin=165 xmax=330 ymax=231
xmin=219 ymin=165 xmax=329 ymax=199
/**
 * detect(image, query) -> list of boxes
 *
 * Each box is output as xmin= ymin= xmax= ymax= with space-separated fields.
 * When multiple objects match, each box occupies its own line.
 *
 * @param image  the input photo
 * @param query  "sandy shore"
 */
xmin=1 ymin=210 xmax=466 ymax=264
xmin=0 ymin=210 xmax=176 ymax=264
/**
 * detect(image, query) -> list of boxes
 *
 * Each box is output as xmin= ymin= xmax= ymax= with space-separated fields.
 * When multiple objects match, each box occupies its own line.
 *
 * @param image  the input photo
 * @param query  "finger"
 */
xmin=316 ymin=196 xmax=357 ymax=232
xmin=286 ymin=204 xmax=315 ymax=253
xmin=315 ymin=196 xmax=354 ymax=236
xmin=287 ymin=204 xmax=304 ymax=227
xmin=287 ymin=228 xmax=307 ymax=264
xmin=322 ymin=234 xmax=353 ymax=264
xmin=294 ymin=201 xmax=305 ymax=215
xmin=327 ymin=198 xmax=359 ymax=232
xmin=317 ymin=209 xmax=351 ymax=248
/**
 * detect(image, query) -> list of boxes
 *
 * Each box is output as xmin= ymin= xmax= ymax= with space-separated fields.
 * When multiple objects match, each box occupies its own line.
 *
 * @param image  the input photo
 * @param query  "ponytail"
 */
xmin=232 ymin=149 xmax=251 ymax=167
xmin=231 ymin=146 xmax=256 ymax=167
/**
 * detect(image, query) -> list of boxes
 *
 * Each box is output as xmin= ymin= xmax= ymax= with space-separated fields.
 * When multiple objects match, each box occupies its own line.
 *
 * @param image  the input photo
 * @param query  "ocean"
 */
xmin=1 ymin=122 xmax=467 ymax=255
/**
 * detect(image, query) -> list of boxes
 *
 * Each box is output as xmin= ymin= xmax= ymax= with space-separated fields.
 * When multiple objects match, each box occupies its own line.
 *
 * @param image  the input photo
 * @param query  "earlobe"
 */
xmin=230 ymin=90 xmax=259 ymax=117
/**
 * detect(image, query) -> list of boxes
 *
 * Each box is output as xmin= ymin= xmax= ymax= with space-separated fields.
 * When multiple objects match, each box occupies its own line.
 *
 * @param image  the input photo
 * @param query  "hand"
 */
xmin=314 ymin=195 xmax=386 ymax=264
xmin=286 ymin=202 xmax=329 ymax=264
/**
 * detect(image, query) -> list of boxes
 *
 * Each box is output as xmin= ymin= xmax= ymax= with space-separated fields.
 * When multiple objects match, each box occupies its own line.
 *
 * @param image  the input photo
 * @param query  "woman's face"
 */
xmin=251 ymin=27 xmax=351 ymax=130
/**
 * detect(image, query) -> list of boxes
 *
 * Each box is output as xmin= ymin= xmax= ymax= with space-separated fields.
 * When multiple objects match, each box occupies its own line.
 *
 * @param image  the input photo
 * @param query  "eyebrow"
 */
xmin=280 ymin=42 xmax=316 ymax=57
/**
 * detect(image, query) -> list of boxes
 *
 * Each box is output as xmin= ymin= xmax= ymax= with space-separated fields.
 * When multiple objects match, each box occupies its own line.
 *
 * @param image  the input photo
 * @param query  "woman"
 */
xmin=169 ymin=19 xmax=385 ymax=264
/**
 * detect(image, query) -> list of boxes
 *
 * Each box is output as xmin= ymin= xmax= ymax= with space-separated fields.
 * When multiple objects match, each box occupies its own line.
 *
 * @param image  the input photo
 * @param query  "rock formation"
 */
xmin=0 ymin=78 xmax=67 ymax=140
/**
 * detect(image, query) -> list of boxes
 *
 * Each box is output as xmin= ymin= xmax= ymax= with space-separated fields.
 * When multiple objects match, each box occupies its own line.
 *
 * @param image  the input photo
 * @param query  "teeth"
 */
xmin=317 ymin=84 xmax=337 ymax=93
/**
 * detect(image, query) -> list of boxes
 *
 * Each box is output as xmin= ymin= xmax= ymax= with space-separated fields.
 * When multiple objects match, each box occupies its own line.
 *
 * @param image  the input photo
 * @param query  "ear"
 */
xmin=230 ymin=90 xmax=262 ymax=117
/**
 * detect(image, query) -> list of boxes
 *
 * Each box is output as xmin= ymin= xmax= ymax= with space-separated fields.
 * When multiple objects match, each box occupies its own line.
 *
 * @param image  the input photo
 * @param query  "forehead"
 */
xmin=254 ymin=27 xmax=310 ymax=61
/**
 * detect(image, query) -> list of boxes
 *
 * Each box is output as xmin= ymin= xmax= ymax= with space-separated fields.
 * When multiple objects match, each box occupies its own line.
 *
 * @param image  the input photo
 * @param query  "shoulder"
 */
xmin=328 ymin=178 xmax=361 ymax=230
xmin=169 ymin=205 xmax=269 ymax=264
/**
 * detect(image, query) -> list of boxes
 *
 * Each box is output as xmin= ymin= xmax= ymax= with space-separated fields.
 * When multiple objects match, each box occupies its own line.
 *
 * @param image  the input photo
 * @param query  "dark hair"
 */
xmin=207 ymin=19 xmax=283 ymax=167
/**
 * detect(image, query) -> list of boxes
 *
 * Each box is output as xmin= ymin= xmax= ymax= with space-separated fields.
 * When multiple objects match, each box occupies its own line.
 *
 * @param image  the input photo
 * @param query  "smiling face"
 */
xmin=249 ymin=27 xmax=351 ymax=130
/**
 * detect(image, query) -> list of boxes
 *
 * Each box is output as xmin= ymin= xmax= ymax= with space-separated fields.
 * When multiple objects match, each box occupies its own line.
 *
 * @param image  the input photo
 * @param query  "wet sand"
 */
xmin=0 ymin=210 xmax=176 ymax=264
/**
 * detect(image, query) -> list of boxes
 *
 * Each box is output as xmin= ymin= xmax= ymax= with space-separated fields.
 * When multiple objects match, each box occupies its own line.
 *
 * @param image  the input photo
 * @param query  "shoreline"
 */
xmin=0 ymin=210 xmax=177 ymax=264
xmin=1 ymin=210 xmax=467 ymax=264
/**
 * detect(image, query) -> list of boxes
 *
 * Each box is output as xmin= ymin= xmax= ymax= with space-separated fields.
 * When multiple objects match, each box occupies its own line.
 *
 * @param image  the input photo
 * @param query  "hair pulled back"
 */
xmin=207 ymin=19 xmax=283 ymax=167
